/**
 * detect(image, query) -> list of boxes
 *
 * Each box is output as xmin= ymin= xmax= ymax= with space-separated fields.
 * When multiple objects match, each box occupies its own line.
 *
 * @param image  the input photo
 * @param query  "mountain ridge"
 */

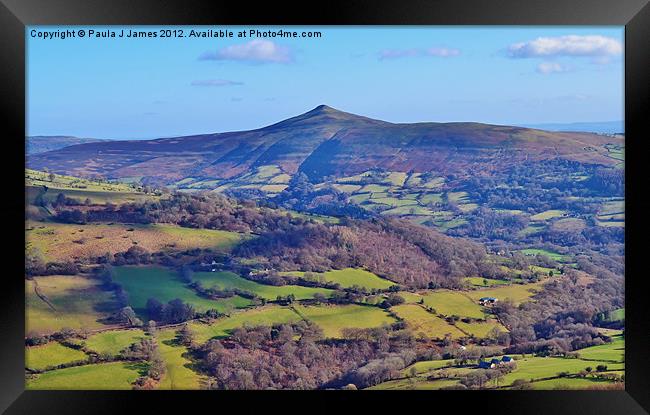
xmin=27 ymin=105 xmax=623 ymax=185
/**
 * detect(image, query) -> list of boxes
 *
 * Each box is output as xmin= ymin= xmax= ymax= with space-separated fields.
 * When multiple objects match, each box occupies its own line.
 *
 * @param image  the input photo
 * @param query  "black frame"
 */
xmin=1 ymin=0 xmax=648 ymax=413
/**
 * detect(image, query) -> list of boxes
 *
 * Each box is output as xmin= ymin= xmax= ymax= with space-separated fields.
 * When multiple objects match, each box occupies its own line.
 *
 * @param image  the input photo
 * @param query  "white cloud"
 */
xmin=199 ymin=40 xmax=292 ymax=63
xmin=508 ymin=35 xmax=622 ymax=59
xmin=191 ymin=79 xmax=243 ymax=87
xmin=536 ymin=62 xmax=569 ymax=74
xmin=425 ymin=47 xmax=461 ymax=57
xmin=378 ymin=48 xmax=419 ymax=60
xmin=379 ymin=47 xmax=460 ymax=60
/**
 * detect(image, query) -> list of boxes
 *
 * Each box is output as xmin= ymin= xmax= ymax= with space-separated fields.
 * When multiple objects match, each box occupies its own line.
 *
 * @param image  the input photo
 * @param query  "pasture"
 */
xmin=280 ymin=268 xmax=396 ymax=290
xmin=192 ymin=271 xmax=334 ymax=300
xmin=26 ymin=221 xmax=244 ymax=262
xmin=464 ymin=277 xmax=509 ymax=287
xmin=518 ymin=248 xmax=569 ymax=262
xmin=156 ymin=329 xmax=204 ymax=389
xmin=367 ymin=378 xmax=459 ymax=390
xmin=188 ymin=306 xmax=302 ymax=344
xmin=421 ymin=290 xmax=486 ymax=319
xmin=293 ymin=304 xmax=396 ymax=338
xmin=26 ymin=275 xmax=116 ymax=335
xmin=530 ymin=210 xmax=567 ymax=221
xmin=577 ymin=335 xmax=624 ymax=363
xmin=112 ymin=266 xmax=253 ymax=316
xmin=455 ymin=319 xmax=507 ymax=338
xmin=466 ymin=281 xmax=546 ymax=306
xmin=391 ymin=304 xmax=465 ymax=340
xmin=528 ymin=377 xmax=616 ymax=390
xmin=501 ymin=355 xmax=624 ymax=386
xmin=83 ymin=329 xmax=145 ymax=355
xmin=26 ymin=342 xmax=88 ymax=371
xmin=26 ymin=362 xmax=145 ymax=390
xmin=401 ymin=359 xmax=455 ymax=376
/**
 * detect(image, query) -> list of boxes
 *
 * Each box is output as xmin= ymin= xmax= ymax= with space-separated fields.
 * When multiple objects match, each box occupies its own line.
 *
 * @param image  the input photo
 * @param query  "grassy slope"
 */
xmin=188 ymin=306 xmax=302 ymax=344
xmin=26 ymin=362 xmax=146 ymax=390
xmin=112 ymin=266 xmax=253 ymax=315
xmin=193 ymin=271 xmax=334 ymax=300
xmin=27 ymin=221 xmax=244 ymax=262
xmin=391 ymin=304 xmax=465 ymax=340
xmin=421 ymin=290 xmax=486 ymax=319
xmin=281 ymin=268 xmax=395 ymax=290
xmin=83 ymin=329 xmax=146 ymax=355
xmin=26 ymin=342 xmax=88 ymax=370
xmin=26 ymin=276 xmax=115 ymax=335
xmin=293 ymin=304 xmax=396 ymax=338
xmin=156 ymin=329 xmax=204 ymax=390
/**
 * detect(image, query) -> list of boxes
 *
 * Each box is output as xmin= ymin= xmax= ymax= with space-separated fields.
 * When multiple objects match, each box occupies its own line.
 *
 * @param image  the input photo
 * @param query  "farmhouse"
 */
xmin=477 ymin=361 xmax=492 ymax=369
xmin=479 ymin=297 xmax=498 ymax=306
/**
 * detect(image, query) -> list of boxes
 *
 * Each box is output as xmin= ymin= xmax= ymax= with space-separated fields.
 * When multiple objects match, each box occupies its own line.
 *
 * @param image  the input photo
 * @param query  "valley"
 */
xmin=24 ymin=107 xmax=624 ymax=390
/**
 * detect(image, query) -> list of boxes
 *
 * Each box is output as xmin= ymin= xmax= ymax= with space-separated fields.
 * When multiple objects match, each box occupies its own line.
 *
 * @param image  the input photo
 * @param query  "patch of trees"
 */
xmin=59 ymin=192 xmax=312 ymax=233
xmin=126 ymin=337 xmax=166 ymax=390
xmin=272 ymin=173 xmax=373 ymax=220
xmin=194 ymin=322 xmax=415 ymax=390
xmin=494 ymin=274 xmax=623 ymax=355
xmin=235 ymin=218 xmax=488 ymax=289
xmin=145 ymin=298 xmax=196 ymax=324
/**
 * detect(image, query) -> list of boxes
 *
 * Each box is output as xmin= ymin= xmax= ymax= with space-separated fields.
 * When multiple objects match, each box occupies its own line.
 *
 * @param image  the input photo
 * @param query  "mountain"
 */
xmin=27 ymin=105 xmax=622 ymax=185
xmin=517 ymin=121 xmax=624 ymax=135
xmin=26 ymin=136 xmax=109 ymax=155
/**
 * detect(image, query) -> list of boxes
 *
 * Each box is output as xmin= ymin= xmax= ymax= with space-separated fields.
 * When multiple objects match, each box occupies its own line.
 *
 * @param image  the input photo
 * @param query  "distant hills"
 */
xmin=27 ymin=136 xmax=108 ymax=155
xmin=27 ymin=105 xmax=623 ymax=186
xmin=517 ymin=121 xmax=623 ymax=135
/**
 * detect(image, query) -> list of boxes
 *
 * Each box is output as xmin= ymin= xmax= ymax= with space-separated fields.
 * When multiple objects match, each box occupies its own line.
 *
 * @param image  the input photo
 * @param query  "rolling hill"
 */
xmin=27 ymin=105 xmax=622 ymax=186
xmin=27 ymin=136 xmax=108 ymax=155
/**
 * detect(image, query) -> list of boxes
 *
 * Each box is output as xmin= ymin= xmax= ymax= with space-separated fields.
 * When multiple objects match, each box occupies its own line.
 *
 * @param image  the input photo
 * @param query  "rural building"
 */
xmin=477 ymin=361 xmax=494 ymax=369
xmin=479 ymin=297 xmax=498 ymax=306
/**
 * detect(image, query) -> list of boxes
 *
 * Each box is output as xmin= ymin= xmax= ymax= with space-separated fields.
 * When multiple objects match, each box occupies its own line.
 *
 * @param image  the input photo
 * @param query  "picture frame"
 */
xmin=1 ymin=0 xmax=648 ymax=412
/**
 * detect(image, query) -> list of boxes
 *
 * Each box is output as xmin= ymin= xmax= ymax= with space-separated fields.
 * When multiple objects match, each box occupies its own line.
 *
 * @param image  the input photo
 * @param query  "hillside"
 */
xmin=27 ymin=105 xmax=622 ymax=185
xmin=27 ymin=136 xmax=108 ymax=155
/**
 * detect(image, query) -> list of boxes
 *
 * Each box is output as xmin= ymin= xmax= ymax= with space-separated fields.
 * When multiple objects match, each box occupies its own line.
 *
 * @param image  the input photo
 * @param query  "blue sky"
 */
xmin=27 ymin=26 xmax=624 ymax=139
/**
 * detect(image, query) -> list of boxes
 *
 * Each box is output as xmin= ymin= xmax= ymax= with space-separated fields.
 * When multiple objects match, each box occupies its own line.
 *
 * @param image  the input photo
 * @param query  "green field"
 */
xmin=577 ymin=335 xmax=624 ymax=363
xmin=26 ymin=361 xmax=145 ymax=390
xmin=367 ymin=378 xmax=459 ymax=390
xmin=466 ymin=281 xmax=546 ymax=306
xmin=421 ymin=290 xmax=486 ymax=319
xmin=455 ymin=319 xmax=507 ymax=338
xmin=188 ymin=306 xmax=302 ymax=344
xmin=27 ymin=221 xmax=245 ymax=262
xmin=518 ymin=248 xmax=569 ymax=262
xmin=26 ymin=275 xmax=116 ymax=335
xmin=280 ymin=268 xmax=395 ymax=290
xmin=156 ymin=329 xmax=204 ymax=389
xmin=501 ymin=355 xmax=624 ymax=386
xmin=419 ymin=193 xmax=443 ymax=205
xmin=370 ymin=197 xmax=417 ymax=207
xmin=391 ymin=304 xmax=465 ymax=339
xmin=193 ymin=271 xmax=334 ymax=300
xmin=401 ymin=359 xmax=455 ymax=376
xmin=464 ymin=277 xmax=510 ymax=287
xmin=530 ymin=210 xmax=567 ymax=221
xmin=528 ymin=377 xmax=617 ymax=390
xmin=359 ymin=184 xmax=390 ymax=193
xmin=25 ymin=169 xmax=151 ymax=205
xmin=381 ymin=205 xmax=436 ymax=216
xmin=83 ymin=329 xmax=145 ymax=355
xmin=26 ymin=342 xmax=88 ymax=371
xmin=293 ymin=304 xmax=396 ymax=338
xmin=113 ymin=266 xmax=253 ymax=316
xmin=332 ymin=184 xmax=363 ymax=193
